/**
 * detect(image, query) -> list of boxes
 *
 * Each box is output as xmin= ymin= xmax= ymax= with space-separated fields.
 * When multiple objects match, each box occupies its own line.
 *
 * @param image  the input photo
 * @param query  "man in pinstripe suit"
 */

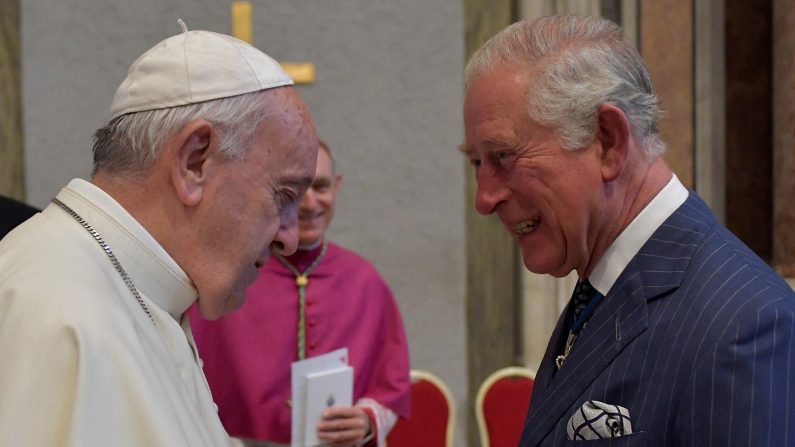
xmin=462 ymin=15 xmax=795 ymax=446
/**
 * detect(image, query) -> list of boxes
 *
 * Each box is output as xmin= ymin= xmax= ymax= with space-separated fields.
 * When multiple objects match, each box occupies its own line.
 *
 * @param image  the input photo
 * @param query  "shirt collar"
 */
xmin=281 ymin=237 xmax=327 ymax=272
xmin=56 ymin=179 xmax=197 ymax=319
xmin=589 ymin=175 xmax=689 ymax=296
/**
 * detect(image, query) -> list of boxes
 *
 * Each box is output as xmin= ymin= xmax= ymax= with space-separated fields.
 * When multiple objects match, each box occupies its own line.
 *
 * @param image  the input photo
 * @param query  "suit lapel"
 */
xmin=520 ymin=193 xmax=713 ymax=447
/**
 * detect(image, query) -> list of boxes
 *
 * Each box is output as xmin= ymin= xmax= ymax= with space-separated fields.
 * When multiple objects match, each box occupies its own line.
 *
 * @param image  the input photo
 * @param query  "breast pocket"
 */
xmin=562 ymin=431 xmax=647 ymax=446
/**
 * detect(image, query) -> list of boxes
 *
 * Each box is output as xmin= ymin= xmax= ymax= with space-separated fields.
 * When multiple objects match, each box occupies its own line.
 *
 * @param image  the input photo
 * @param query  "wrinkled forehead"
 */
xmin=258 ymin=89 xmax=318 ymax=149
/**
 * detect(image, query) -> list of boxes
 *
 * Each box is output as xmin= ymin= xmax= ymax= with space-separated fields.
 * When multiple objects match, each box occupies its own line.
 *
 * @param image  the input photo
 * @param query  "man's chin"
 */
xmin=297 ymin=235 xmax=323 ymax=250
xmin=196 ymin=291 xmax=246 ymax=320
xmin=223 ymin=290 xmax=248 ymax=315
xmin=196 ymin=300 xmax=224 ymax=321
xmin=521 ymin=253 xmax=569 ymax=278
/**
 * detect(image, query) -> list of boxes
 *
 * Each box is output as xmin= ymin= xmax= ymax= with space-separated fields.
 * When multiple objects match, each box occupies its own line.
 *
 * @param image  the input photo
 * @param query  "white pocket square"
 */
xmin=567 ymin=400 xmax=633 ymax=441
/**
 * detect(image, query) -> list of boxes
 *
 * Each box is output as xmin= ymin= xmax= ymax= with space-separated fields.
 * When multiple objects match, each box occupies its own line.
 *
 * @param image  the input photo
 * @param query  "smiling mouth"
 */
xmin=299 ymin=212 xmax=323 ymax=222
xmin=513 ymin=218 xmax=540 ymax=235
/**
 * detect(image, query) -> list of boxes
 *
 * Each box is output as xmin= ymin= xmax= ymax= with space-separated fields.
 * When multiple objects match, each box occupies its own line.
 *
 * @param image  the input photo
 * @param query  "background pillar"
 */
xmin=725 ymin=0 xmax=772 ymax=261
xmin=0 ymin=0 xmax=25 ymax=200
xmin=641 ymin=0 xmax=694 ymax=188
xmin=773 ymin=0 xmax=795 ymax=280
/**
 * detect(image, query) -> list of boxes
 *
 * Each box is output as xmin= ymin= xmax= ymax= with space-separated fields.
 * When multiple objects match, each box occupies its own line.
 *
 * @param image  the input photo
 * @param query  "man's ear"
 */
xmin=596 ymin=103 xmax=631 ymax=182
xmin=170 ymin=120 xmax=217 ymax=207
xmin=331 ymin=173 xmax=343 ymax=196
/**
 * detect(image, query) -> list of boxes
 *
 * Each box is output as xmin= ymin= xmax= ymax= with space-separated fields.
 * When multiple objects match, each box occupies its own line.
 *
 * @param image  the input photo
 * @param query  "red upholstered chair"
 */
xmin=476 ymin=366 xmax=536 ymax=447
xmin=386 ymin=370 xmax=455 ymax=447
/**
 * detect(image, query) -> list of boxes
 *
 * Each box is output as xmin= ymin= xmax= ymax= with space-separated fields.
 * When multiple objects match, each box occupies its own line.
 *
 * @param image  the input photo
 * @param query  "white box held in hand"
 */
xmin=303 ymin=366 xmax=354 ymax=447
xmin=290 ymin=348 xmax=350 ymax=447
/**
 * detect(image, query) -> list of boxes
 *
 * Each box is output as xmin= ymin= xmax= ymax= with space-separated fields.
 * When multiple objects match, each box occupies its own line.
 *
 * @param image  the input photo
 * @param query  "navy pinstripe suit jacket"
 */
xmin=519 ymin=192 xmax=795 ymax=446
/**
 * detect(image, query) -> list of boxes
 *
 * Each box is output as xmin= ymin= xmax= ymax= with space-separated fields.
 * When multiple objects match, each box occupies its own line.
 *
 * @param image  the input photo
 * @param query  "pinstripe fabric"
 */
xmin=519 ymin=192 xmax=795 ymax=446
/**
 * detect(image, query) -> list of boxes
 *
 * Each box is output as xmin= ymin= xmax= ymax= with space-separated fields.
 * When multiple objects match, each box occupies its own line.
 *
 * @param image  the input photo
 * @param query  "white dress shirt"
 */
xmin=589 ymin=175 xmax=689 ymax=296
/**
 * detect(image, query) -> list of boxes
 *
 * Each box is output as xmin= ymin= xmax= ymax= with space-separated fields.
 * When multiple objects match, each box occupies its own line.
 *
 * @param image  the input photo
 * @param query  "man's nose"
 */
xmin=271 ymin=209 xmax=300 ymax=256
xmin=299 ymin=188 xmax=316 ymax=212
xmin=474 ymin=165 xmax=509 ymax=215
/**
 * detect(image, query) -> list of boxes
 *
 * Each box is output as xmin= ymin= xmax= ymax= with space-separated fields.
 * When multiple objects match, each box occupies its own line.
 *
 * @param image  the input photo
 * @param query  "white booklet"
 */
xmin=303 ymin=366 xmax=354 ymax=446
xmin=291 ymin=348 xmax=351 ymax=447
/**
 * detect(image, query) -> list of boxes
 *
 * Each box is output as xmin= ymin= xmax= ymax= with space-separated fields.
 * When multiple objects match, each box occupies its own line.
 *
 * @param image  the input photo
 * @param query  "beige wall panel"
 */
xmin=519 ymin=0 xmax=600 ymax=17
xmin=641 ymin=0 xmax=694 ymax=188
xmin=694 ymin=0 xmax=725 ymax=223
xmin=0 ymin=0 xmax=24 ymax=200
xmin=621 ymin=0 xmax=638 ymax=47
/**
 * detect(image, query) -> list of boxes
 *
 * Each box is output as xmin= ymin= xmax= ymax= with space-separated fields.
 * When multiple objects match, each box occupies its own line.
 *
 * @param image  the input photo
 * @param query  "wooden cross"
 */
xmin=231 ymin=1 xmax=316 ymax=84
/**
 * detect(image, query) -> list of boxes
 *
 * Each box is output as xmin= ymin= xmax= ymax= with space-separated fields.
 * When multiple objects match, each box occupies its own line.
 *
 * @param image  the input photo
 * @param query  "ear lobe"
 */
xmin=596 ymin=104 xmax=631 ymax=183
xmin=171 ymin=120 xmax=216 ymax=207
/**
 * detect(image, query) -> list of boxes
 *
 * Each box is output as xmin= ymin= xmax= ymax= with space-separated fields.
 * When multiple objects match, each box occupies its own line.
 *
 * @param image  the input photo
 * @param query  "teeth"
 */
xmin=513 ymin=219 xmax=539 ymax=235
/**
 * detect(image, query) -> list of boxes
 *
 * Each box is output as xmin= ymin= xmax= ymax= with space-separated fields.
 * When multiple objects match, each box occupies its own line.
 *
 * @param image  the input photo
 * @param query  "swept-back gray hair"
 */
xmin=465 ymin=15 xmax=665 ymax=160
xmin=92 ymin=90 xmax=268 ymax=176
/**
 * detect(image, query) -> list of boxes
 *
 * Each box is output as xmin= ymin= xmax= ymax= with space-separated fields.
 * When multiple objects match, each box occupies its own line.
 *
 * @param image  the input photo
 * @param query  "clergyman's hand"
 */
xmin=317 ymin=405 xmax=372 ymax=446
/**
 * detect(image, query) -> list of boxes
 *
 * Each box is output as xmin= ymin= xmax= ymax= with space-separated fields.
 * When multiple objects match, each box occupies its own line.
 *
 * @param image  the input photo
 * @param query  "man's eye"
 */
xmin=495 ymin=151 xmax=514 ymax=165
xmin=278 ymin=191 xmax=296 ymax=208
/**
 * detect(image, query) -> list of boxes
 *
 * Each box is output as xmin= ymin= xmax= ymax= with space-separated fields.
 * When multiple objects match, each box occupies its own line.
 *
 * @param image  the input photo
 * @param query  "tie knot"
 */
xmin=572 ymin=278 xmax=598 ymax=323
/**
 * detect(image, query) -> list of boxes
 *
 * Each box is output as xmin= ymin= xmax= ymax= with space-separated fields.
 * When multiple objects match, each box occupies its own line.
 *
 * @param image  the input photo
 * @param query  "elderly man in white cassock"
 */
xmin=0 ymin=21 xmax=318 ymax=447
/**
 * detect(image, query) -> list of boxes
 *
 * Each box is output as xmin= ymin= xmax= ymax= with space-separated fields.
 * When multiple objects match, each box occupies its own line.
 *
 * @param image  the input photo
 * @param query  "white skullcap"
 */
xmin=109 ymin=20 xmax=294 ymax=120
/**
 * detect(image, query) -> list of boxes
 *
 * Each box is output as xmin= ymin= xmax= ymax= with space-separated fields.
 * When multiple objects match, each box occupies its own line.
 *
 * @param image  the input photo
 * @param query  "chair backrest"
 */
xmin=476 ymin=366 xmax=536 ymax=447
xmin=386 ymin=369 xmax=455 ymax=447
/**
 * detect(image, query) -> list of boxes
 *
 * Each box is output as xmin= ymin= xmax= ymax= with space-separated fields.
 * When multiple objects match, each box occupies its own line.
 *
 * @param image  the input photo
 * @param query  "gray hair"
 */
xmin=92 ymin=90 xmax=268 ymax=176
xmin=465 ymin=15 xmax=665 ymax=160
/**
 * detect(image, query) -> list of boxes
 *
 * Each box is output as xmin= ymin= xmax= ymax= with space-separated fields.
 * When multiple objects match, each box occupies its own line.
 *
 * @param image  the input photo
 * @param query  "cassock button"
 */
xmin=310 ymin=343 xmax=318 ymax=349
xmin=309 ymin=320 xmax=317 ymax=327
xmin=307 ymin=301 xmax=315 ymax=306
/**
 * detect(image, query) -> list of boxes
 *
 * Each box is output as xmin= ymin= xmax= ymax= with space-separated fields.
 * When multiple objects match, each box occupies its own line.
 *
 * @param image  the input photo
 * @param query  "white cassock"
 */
xmin=0 ymin=179 xmax=230 ymax=447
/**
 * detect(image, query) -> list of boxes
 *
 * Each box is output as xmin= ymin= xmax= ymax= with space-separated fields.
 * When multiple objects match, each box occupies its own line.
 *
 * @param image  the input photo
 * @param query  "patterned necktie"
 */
xmin=556 ymin=278 xmax=601 ymax=369
xmin=571 ymin=278 xmax=598 ymax=324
